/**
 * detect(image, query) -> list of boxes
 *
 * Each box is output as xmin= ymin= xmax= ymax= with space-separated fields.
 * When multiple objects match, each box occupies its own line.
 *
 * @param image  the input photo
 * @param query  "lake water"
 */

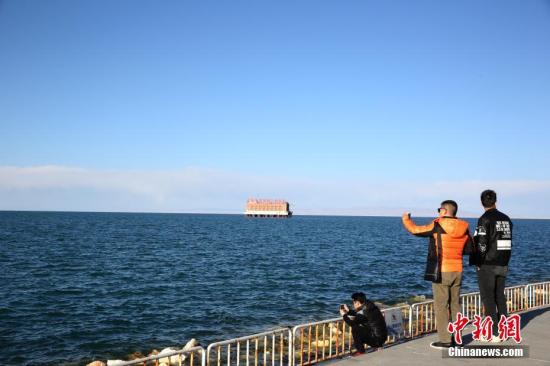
xmin=1 ymin=212 xmax=549 ymax=365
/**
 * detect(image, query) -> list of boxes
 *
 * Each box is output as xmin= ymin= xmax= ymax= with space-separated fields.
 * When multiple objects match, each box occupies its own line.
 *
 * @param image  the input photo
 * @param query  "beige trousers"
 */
xmin=432 ymin=271 xmax=462 ymax=343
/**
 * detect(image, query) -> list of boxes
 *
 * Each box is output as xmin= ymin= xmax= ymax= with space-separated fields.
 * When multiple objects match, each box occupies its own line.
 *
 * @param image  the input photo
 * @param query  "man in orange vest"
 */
xmin=402 ymin=200 xmax=473 ymax=349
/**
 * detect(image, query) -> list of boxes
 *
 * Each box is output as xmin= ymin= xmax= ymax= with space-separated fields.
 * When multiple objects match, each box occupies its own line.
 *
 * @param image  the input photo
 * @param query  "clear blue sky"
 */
xmin=1 ymin=0 xmax=549 ymax=216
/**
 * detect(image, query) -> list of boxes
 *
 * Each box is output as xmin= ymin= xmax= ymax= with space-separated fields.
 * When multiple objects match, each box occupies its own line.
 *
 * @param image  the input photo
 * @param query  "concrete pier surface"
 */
xmin=330 ymin=307 xmax=550 ymax=366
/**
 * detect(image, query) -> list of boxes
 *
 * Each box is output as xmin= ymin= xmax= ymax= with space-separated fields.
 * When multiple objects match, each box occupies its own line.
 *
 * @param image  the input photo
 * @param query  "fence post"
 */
xmin=206 ymin=343 xmax=213 ymax=366
xmin=288 ymin=327 xmax=294 ymax=366
xmin=524 ymin=284 xmax=530 ymax=310
xmin=408 ymin=305 xmax=413 ymax=339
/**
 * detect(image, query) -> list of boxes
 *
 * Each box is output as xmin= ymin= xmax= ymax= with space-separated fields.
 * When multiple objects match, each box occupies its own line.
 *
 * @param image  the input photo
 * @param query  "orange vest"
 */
xmin=402 ymin=215 xmax=470 ymax=272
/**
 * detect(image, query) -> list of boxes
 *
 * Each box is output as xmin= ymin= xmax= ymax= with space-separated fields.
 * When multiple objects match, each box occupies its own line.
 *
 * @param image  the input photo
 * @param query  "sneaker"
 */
xmin=430 ymin=341 xmax=452 ymax=350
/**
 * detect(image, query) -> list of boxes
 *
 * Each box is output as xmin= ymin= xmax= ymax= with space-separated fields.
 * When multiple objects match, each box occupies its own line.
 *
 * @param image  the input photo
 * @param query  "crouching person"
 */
xmin=339 ymin=292 xmax=387 ymax=355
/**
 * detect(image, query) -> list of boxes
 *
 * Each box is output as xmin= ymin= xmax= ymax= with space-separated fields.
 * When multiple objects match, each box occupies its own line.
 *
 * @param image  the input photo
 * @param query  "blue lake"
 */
xmin=1 ymin=212 xmax=548 ymax=365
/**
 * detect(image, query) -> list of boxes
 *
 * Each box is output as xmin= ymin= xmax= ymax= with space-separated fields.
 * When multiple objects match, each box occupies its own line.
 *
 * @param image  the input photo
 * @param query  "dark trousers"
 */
xmin=477 ymin=265 xmax=508 ymax=333
xmin=351 ymin=325 xmax=384 ymax=352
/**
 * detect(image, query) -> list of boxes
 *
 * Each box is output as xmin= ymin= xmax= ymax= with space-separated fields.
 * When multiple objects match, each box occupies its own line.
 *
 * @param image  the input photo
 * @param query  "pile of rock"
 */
xmin=86 ymin=338 xmax=199 ymax=366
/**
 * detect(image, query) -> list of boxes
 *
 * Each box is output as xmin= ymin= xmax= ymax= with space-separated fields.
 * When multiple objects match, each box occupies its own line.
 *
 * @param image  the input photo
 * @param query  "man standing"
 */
xmin=473 ymin=190 xmax=513 ymax=342
xmin=402 ymin=200 xmax=473 ymax=349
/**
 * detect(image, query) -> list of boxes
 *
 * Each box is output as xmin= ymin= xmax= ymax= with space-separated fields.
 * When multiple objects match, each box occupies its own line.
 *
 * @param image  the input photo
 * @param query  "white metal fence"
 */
xmin=206 ymin=328 xmax=292 ymax=366
xmin=408 ymin=283 xmax=535 ymax=339
xmin=291 ymin=317 xmax=347 ymax=366
xmin=382 ymin=305 xmax=411 ymax=342
xmin=105 ymin=281 xmax=550 ymax=366
xmin=409 ymin=300 xmax=436 ymax=337
xmin=110 ymin=346 xmax=205 ymax=366
xmin=290 ymin=304 xmax=410 ymax=366
xmin=460 ymin=291 xmax=482 ymax=320
xmin=526 ymin=281 xmax=550 ymax=308
xmin=505 ymin=285 xmax=528 ymax=313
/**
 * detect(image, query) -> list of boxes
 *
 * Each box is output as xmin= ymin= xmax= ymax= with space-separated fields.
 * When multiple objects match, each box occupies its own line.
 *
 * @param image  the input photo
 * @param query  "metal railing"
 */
xmin=460 ymin=291 xmax=482 ymax=320
xmin=408 ymin=282 xmax=548 ymax=339
xmin=291 ymin=317 xmax=349 ymax=366
xmin=206 ymin=328 xmax=292 ymax=366
xmin=290 ymin=305 xmax=410 ymax=366
xmin=526 ymin=281 xmax=550 ymax=308
xmin=111 ymin=346 xmax=205 ymax=366
xmin=105 ymin=281 xmax=550 ymax=366
xmin=208 ymin=281 xmax=549 ymax=366
xmin=505 ymin=285 xmax=527 ymax=313
xmin=409 ymin=300 xmax=436 ymax=337
xmin=382 ymin=305 xmax=411 ymax=343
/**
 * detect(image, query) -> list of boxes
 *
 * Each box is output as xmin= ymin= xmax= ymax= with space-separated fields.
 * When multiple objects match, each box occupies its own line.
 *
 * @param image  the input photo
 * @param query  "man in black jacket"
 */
xmin=339 ymin=292 xmax=387 ymax=355
xmin=473 ymin=190 xmax=513 ymax=341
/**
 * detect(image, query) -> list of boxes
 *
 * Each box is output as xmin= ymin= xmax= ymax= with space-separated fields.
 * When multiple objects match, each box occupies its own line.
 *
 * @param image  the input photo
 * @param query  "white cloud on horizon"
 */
xmin=1 ymin=165 xmax=549 ymax=218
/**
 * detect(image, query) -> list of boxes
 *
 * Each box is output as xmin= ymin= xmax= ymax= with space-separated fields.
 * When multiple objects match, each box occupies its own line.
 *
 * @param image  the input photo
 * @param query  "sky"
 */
xmin=1 ymin=0 xmax=549 ymax=217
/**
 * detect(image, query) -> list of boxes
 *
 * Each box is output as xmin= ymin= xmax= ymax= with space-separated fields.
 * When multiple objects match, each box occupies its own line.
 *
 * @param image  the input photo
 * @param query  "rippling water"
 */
xmin=1 ymin=212 xmax=549 ymax=365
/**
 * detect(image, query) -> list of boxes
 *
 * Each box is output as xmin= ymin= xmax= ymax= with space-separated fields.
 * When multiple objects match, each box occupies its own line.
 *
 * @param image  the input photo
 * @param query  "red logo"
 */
xmin=447 ymin=312 xmax=469 ymax=344
xmin=448 ymin=313 xmax=522 ymax=343
xmin=498 ymin=314 xmax=522 ymax=343
xmin=472 ymin=315 xmax=494 ymax=341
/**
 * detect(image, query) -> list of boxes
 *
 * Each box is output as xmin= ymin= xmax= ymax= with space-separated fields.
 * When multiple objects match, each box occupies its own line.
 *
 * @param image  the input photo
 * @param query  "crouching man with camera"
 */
xmin=339 ymin=292 xmax=387 ymax=355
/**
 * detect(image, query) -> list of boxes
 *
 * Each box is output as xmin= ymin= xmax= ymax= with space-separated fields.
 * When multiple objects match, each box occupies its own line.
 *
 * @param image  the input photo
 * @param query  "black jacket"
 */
xmin=473 ymin=208 xmax=513 ymax=266
xmin=343 ymin=300 xmax=388 ymax=340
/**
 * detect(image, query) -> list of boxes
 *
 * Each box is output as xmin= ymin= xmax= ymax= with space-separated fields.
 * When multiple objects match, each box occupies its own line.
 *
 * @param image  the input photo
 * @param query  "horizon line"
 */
xmin=1 ymin=209 xmax=548 ymax=220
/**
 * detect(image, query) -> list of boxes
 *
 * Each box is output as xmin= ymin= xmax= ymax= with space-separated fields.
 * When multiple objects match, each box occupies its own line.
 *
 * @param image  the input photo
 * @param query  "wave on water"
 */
xmin=1 ymin=212 xmax=549 ymax=365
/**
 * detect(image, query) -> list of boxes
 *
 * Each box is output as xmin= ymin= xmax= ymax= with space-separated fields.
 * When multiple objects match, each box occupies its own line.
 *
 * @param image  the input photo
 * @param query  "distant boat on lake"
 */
xmin=245 ymin=198 xmax=292 ymax=218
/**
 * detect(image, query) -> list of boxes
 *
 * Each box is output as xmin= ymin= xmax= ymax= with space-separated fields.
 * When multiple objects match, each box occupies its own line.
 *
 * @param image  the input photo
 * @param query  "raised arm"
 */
xmin=402 ymin=213 xmax=435 ymax=237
